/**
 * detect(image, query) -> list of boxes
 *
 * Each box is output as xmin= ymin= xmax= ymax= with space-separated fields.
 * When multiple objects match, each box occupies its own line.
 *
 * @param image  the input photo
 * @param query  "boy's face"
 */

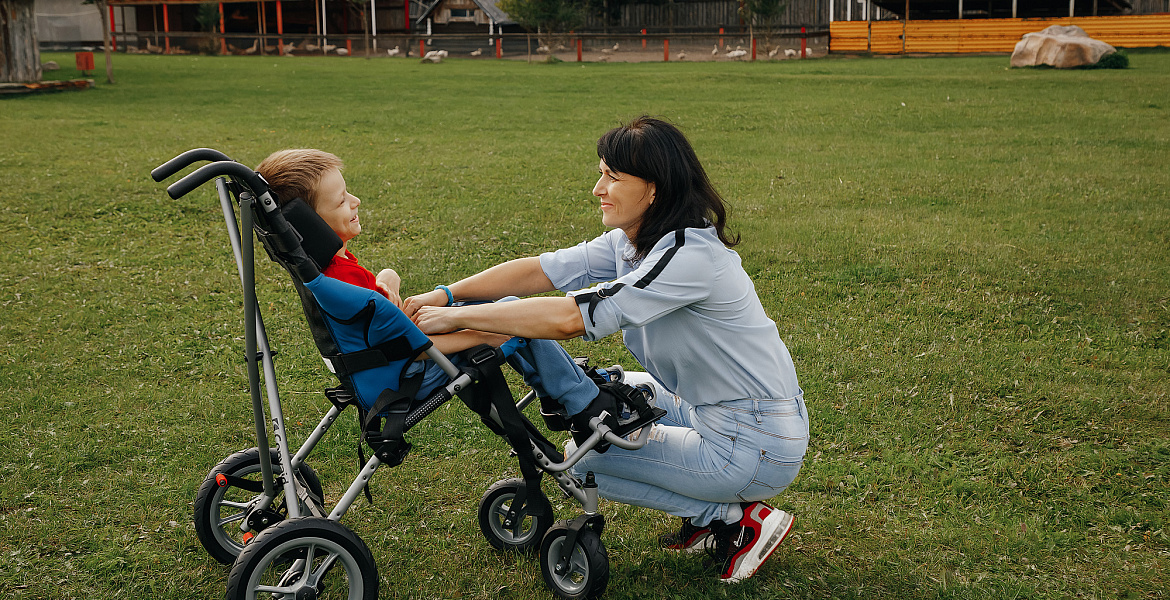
xmin=315 ymin=168 xmax=362 ymax=247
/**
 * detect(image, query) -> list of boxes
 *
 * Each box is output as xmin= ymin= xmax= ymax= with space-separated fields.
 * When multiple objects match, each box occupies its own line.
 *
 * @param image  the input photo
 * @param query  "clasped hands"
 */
xmin=402 ymin=288 xmax=460 ymax=335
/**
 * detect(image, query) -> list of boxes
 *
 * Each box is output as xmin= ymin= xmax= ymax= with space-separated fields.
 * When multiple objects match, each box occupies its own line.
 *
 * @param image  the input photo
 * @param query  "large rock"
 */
xmin=1011 ymin=25 xmax=1116 ymax=69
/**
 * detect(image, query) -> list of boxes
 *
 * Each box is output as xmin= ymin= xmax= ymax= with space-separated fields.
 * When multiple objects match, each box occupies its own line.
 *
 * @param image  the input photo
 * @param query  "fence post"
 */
xmin=163 ymin=4 xmax=170 ymax=53
xmin=751 ymin=37 xmax=757 ymax=60
xmin=419 ymin=39 xmax=425 ymax=58
xmin=577 ymin=38 xmax=582 ymax=62
xmin=496 ymin=37 xmax=502 ymax=59
xmin=664 ymin=38 xmax=669 ymax=61
xmin=801 ymin=26 xmax=807 ymax=57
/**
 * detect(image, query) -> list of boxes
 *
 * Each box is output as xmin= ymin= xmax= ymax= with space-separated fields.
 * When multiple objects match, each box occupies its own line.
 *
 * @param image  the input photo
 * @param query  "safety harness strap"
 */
xmin=324 ymin=336 xmax=424 ymax=376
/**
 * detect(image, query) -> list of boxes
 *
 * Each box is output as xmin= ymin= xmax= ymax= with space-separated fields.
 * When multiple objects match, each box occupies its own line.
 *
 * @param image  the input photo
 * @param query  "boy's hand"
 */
xmin=376 ymin=269 xmax=402 ymax=308
xmin=378 ymin=283 xmax=402 ymax=307
xmin=402 ymin=289 xmax=450 ymax=318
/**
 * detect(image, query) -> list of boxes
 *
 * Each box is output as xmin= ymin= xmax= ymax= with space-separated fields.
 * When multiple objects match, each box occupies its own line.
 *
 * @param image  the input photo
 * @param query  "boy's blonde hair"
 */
xmin=256 ymin=149 xmax=343 ymax=209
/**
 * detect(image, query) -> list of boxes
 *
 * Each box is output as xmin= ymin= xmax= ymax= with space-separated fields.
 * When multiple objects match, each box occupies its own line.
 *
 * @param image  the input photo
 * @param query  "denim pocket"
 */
xmin=736 ymin=449 xmax=804 ymax=503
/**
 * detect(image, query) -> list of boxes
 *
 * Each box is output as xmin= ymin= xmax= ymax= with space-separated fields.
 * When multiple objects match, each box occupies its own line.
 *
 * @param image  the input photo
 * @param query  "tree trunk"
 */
xmin=1 ymin=0 xmax=41 ymax=83
xmin=95 ymin=0 xmax=115 ymax=84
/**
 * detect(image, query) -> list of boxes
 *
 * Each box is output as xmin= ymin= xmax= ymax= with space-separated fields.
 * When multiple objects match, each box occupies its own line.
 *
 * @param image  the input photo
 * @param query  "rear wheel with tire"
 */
xmin=477 ymin=478 xmax=554 ymax=552
xmin=225 ymin=517 xmax=377 ymax=600
xmin=539 ymin=521 xmax=609 ymax=600
xmin=193 ymin=447 xmax=323 ymax=564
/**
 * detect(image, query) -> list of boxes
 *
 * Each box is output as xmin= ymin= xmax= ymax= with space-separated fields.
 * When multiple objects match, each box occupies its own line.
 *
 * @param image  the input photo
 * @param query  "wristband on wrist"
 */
xmin=434 ymin=285 xmax=454 ymax=306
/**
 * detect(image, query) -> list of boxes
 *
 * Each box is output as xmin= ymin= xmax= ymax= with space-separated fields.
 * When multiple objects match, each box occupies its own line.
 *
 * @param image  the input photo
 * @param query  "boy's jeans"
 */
xmin=410 ymin=338 xmax=598 ymax=412
xmin=569 ymin=371 xmax=809 ymax=527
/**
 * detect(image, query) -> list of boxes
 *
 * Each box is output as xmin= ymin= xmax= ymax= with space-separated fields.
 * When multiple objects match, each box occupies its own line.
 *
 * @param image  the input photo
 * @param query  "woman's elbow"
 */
xmin=552 ymin=310 xmax=586 ymax=339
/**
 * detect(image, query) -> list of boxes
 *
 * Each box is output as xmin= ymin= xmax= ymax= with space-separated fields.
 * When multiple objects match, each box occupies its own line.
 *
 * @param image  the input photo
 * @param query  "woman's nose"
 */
xmin=592 ymin=177 xmax=605 ymax=197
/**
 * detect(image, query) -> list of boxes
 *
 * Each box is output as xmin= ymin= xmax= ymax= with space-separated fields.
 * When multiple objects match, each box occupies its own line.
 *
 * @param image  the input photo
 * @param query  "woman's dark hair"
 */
xmin=596 ymin=116 xmax=738 ymax=262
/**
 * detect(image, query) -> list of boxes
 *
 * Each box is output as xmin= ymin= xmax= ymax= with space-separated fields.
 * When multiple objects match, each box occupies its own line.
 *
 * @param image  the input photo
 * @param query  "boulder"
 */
xmin=1011 ymin=25 xmax=1116 ymax=69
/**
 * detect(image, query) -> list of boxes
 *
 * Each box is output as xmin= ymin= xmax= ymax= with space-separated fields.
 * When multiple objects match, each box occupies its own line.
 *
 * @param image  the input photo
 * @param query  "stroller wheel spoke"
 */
xmin=217 ymin=512 xmax=247 ymax=528
xmin=255 ymin=583 xmax=295 ymax=594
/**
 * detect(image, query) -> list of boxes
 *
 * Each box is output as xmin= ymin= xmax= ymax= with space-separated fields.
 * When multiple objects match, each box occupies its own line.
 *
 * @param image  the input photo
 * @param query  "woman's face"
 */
xmin=593 ymin=159 xmax=655 ymax=237
xmin=314 ymin=167 xmax=362 ymax=249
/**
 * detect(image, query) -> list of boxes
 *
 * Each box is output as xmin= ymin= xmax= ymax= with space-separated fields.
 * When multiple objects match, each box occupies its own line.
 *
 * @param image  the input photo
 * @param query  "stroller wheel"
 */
xmin=194 ymin=447 xmax=324 ymax=564
xmin=539 ymin=521 xmax=609 ymax=600
xmin=225 ymin=517 xmax=377 ymax=600
xmin=477 ymin=478 xmax=553 ymax=552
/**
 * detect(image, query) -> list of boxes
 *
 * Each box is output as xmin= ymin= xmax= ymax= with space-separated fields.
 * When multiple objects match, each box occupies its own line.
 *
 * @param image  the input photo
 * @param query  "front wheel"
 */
xmin=225 ymin=517 xmax=377 ymax=600
xmin=539 ymin=521 xmax=609 ymax=600
xmin=193 ymin=447 xmax=324 ymax=564
xmin=477 ymin=478 xmax=553 ymax=552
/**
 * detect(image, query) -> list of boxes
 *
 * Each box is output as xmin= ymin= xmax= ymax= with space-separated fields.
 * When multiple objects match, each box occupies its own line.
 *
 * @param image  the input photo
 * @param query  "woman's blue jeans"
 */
xmin=569 ymin=371 xmax=809 ymax=527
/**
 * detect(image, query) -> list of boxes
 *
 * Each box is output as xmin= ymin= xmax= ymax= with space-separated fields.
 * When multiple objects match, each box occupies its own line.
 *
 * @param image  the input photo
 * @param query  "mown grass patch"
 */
xmin=2 ymin=49 xmax=1168 ymax=599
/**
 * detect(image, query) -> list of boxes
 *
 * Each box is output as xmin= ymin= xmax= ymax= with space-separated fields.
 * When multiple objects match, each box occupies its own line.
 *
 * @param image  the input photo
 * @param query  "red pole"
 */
xmin=219 ymin=2 xmax=227 ymax=54
xmin=663 ymin=39 xmax=669 ymax=61
xmin=163 ymin=4 xmax=170 ymax=53
xmin=576 ymin=38 xmax=582 ymax=62
xmin=277 ymin=1 xmax=284 ymax=52
xmin=642 ymin=29 xmax=646 ymax=49
xmin=496 ymin=37 xmax=502 ymax=58
xmin=751 ymin=37 xmax=757 ymax=60
xmin=719 ymin=27 xmax=724 ymax=48
xmin=801 ymin=27 xmax=807 ymax=57
xmin=109 ymin=5 xmax=117 ymax=51
xmin=419 ymin=39 xmax=425 ymax=57
xmin=404 ymin=0 xmax=410 ymax=31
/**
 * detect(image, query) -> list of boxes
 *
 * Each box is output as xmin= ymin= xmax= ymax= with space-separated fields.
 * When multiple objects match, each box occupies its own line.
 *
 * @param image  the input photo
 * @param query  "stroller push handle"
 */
xmin=150 ymin=148 xmax=234 ymax=182
xmin=167 ymin=161 xmax=276 ymax=211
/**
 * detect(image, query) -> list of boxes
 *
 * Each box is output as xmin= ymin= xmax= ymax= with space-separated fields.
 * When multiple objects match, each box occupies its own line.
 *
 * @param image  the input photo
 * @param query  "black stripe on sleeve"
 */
xmin=634 ymin=229 xmax=687 ymax=289
xmin=573 ymin=229 xmax=687 ymax=327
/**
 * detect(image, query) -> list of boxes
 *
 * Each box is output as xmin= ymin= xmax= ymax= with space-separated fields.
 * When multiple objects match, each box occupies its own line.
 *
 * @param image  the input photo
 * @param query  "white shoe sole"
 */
xmin=720 ymin=509 xmax=795 ymax=584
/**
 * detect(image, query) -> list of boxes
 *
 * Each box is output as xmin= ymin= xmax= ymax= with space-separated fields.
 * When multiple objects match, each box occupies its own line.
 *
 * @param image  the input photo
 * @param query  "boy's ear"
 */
xmin=281 ymin=198 xmax=343 ymax=270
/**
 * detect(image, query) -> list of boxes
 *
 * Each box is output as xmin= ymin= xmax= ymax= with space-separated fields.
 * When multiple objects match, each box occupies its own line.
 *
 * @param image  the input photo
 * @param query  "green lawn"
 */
xmin=1 ymin=50 xmax=1168 ymax=599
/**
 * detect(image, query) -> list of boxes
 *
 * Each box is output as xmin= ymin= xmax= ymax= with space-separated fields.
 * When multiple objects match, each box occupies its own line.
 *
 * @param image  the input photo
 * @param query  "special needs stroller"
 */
xmin=152 ymin=149 xmax=666 ymax=600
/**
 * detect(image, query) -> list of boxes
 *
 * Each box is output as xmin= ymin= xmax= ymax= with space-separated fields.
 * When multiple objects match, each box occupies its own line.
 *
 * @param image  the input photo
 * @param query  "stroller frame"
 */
xmin=153 ymin=149 xmax=665 ymax=600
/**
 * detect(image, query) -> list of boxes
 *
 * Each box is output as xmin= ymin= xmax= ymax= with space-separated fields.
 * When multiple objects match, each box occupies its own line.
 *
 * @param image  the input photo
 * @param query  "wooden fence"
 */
xmin=830 ymin=13 xmax=1170 ymax=53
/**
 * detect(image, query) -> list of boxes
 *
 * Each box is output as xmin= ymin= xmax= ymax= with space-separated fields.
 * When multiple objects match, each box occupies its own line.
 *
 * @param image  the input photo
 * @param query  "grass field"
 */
xmin=1 ymin=50 xmax=1168 ymax=599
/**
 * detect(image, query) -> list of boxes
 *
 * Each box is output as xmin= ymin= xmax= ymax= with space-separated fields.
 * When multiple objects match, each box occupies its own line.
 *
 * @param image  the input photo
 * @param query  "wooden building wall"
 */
xmin=581 ymin=0 xmax=852 ymax=31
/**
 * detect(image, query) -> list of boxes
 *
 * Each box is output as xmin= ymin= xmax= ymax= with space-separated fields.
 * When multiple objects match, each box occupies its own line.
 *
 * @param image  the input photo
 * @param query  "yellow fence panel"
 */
xmin=831 ymin=14 xmax=1170 ymax=54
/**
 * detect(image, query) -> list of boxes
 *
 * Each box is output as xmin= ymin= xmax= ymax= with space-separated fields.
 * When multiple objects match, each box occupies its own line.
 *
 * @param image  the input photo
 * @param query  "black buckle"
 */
xmin=374 ymin=440 xmax=412 ymax=468
xmin=468 ymin=345 xmax=503 ymax=367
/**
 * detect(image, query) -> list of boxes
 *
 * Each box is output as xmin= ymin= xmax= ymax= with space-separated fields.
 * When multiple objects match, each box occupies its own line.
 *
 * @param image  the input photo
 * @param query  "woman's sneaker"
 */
xmin=707 ymin=502 xmax=795 ymax=583
xmin=658 ymin=518 xmax=716 ymax=552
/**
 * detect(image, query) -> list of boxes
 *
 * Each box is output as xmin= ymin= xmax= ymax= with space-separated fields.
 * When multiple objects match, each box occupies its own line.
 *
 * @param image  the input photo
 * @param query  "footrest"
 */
xmin=613 ymin=406 xmax=667 ymax=438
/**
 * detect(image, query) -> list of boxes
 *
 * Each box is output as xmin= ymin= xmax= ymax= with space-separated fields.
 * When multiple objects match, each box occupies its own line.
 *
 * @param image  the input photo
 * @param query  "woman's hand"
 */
xmin=411 ymin=305 xmax=462 ymax=335
xmin=402 ymin=288 xmax=449 ymax=318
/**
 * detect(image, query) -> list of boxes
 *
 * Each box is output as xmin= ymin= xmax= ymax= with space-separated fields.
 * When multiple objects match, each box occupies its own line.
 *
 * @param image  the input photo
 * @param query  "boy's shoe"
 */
xmin=658 ymin=518 xmax=716 ymax=552
xmin=707 ymin=502 xmax=795 ymax=583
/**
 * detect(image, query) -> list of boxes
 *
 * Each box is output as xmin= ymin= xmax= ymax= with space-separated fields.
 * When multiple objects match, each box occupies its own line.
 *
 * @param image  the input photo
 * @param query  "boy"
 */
xmin=255 ymin=149 xmax=602 ymax=412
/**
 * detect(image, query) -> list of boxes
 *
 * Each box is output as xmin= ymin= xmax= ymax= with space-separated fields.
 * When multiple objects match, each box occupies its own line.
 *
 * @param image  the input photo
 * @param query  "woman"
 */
xmin=404 ymin=116 xmax=808 ymax=584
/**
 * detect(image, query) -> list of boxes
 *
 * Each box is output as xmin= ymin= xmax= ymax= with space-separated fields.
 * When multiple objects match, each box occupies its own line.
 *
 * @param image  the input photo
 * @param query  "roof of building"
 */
xmin=415 ymin=0 xmax=516 ymax=25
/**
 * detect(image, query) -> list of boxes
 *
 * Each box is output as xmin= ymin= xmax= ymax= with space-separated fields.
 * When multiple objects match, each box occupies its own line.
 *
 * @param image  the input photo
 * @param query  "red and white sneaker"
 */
xmin=708 ymin=502 xmax=795 ymax=583
xmin=658 ymin=518 xmax=716 ymax=552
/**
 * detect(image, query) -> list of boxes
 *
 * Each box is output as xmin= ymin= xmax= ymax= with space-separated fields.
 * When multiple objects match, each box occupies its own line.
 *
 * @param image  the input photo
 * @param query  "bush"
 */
xmin=1086 ymin=49 xmax=1129 ymax=69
